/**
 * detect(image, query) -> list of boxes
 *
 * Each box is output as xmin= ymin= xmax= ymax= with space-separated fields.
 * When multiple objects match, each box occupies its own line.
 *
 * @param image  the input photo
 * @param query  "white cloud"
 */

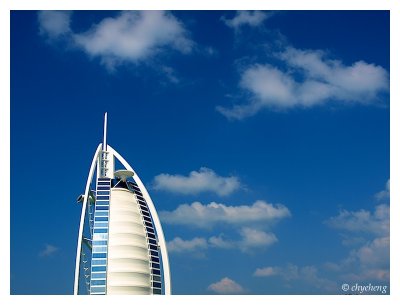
xmin=167 ymin=237 xmax=208 ymax=254
xmin=160 ymin=200 xmax=290 ymax=228
xmin=222 ymin=11 xmax=270 ymax=29
xmin=325 ymin=204 xmax=389 ymax=237
xmin=325 ymin=204 xmax=390 ymax=283
xmin=217 ymin=47 xmax=389 ymax=120
xmin=208 ymin=277 xmax=244 ymax=294
xmin=239 ymin=227 xmax=277 ymax=251
xmin=253 ymin=263 xmax=337 ymax=292
xmin=38 ymin=11 xmax=193 ymax=69
xmin=38 ymin=11 xmax=72 ymax=38
xmin=208 ymin=235 xmax=234 ymax=249
xmin=254 ymin=266 xmax=279 ymax=277
xmin=39 ymin=244 xmax=58 ymax=257
xmin=153 ymin=167 xmax=240 ymax=196
xmin=375 ymin=179 xmax=390 ymax=200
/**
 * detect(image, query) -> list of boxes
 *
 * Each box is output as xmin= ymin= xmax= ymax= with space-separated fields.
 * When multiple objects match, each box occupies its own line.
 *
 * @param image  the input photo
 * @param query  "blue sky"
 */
xmin=10 ymin=10 xmax=389 ymax=295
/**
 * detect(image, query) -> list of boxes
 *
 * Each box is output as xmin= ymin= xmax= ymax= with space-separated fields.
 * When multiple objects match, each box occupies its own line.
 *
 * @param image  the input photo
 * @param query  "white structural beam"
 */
xmin=108 ymin=145 xmax=172 ymax=295
xmin=74 ymin=144 xmax=102 ymax=295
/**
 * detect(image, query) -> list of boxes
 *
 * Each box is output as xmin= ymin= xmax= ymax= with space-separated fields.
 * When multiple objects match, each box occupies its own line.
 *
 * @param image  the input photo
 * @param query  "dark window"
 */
xmin=97 ymin=181 xmax=110 ymax=186
xmin=143 ymin=216 xmax=152 ymax=223
xmin=152 ymin=281 xmax=162 ymax=288
xmin=152 ymin=275 xmax=161 ymax=282
xmin=93 ymin=253 xmax=107 ymax=258
xmin=148 ymin=239 xmax=157 ymax=245
xmin=152 ymin=269 xmax=161 ymax=275
xmin=149 ymin=244 xmax=158 ymax=251
xmin=145 ymin=221 xmax=153 ymax=227
xmin=92 ymin=266 xmax=106 ymax=272
xmin=94 ymin=217 xmax=108 ymax=222
xmin=96 ymin=206 xmax=109 ymax=210
xmin=96 ymin=195 xmax=110 ymax=200
xmin=152 ymin=263 xmax=160 ymax=269
xmin=150 ymin=250 xmax=158 ymax=257
xmin=113 ymin=180 xmax=129 ymax=190
xmin=136 ymin=195 xmax=145 ymax=201
xmin=140 ymin=205 xmax=149 ymax=212
xmin=148 ymin=233 xmax=156 ymax=239
xmin=153 ymin=288 xmax=162 ymax=295
xmin=151 ymin=256 xmax=160 ymax=263
xmin=147 ymin=227 xmax=155 ymax=234
xmin=98 ymin=178 xmax=110 ymax=182
xmin=142 ymin=211 xmax=150 ymax=217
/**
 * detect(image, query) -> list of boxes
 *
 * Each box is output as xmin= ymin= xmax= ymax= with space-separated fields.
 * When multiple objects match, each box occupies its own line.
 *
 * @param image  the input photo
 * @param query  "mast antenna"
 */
xmin=103 ymin=112 xmax=107 ymax=151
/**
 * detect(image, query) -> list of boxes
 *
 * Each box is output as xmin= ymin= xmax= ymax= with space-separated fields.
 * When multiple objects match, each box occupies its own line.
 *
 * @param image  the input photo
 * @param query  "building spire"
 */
xmin=103 ymin=112 xmax=107 ymax=151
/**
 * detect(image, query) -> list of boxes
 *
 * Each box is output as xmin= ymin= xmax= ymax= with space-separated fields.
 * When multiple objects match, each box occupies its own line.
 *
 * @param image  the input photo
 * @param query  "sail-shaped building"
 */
xmin=74 ymin=113 xmax=171 ymax=295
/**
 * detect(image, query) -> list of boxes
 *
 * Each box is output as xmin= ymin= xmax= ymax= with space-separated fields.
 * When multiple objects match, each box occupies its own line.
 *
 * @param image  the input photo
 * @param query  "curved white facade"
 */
xmin=107 ymin=188 xmax=151 ymax=294
xmin=74 ymin=113 xmax=171 ymax=295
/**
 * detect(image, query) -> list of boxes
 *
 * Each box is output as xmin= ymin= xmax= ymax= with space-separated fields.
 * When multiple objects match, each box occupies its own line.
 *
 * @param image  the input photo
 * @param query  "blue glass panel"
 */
xmin=91 ymin=286 xmax=106 ymax=293
xmin=96 ymin=191 xmax=110 ymax=195
xmin=91 ymin=272 xmax=106 ymax=279
xmin=92 ymin=259 xmax=107 ymax=265
xmin=94 ymin=222 xmax=108 ymax=228
xmin=91 ymin=280 xmax=106 ymax=286
xmin=94 ymin=217 xmax=108 ymax=221
xmin=93 ymin=246 xmax=108 ymax=253
xmin=96 ymin=206 xmax=109 ymax=211
xmin=94 ymin=228 xmax=108 ymax=233
xmin=97 ymin=195 xmax=110 ymax=200
xmin=93 ymin=252 xmax=107 ymax=258
xmin=96 ymin=201 xmax=109 ymax=206
xmin=153 ymin=288 xmax=162 ymax=295
xmin=92 ymin=240 xmax=108 ymax=246
xmin=94 ymin=211 xmax=109 ymax=216
xmin=92 ymin=266 xmax=106 ymax=272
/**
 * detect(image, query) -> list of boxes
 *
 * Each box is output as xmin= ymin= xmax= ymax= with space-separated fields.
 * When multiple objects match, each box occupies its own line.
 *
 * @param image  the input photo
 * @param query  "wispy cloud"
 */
xmin=153 ymin=167 xmax=241 ymax=196
xmin=222 ymin=11 xmax=271 ymax=29
xmin=325 ymin=202 xmax=390 ymax=283
xmin=38 ymin=11 xmax=72 ymax=38
xmin=208 ymin=277 xmax=245 ymax=294
xmin=325 ymin=204 xmax=389 ymax=237
xmin=375 ymin=179 xmax=390 ymax=201
xmin=254 ymin=263 xmax=337 ymax=292
xmin=38 ymin=11 xmax=194 ymax=70
xmin=160 ymin=200 xmax=290 ymax=228
xmin=167 ymin=237 xmax=208 ymax=254
xmin=169 ymin=227 xmax=278 ymax=255
xmin=39 ymin=244 xmax=59 ymax=257
xmin=217 ymin=46 xmax=389 ymax=120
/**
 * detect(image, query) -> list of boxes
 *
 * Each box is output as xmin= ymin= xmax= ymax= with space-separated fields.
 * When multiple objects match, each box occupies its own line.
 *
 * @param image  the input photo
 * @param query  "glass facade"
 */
xmin=90 ymin=177 xmax=111 ymax=295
